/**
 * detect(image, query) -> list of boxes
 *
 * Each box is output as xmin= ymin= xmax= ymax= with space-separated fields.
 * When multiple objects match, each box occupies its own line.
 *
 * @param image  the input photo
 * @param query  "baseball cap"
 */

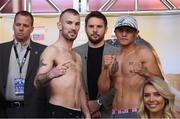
xmin=114 ymin=16 xmax=138 ymax=31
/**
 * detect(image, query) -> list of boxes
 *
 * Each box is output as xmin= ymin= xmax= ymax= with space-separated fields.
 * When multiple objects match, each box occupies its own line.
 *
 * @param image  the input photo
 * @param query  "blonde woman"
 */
xmin=138 ymin=76 xmax=179 ymax=118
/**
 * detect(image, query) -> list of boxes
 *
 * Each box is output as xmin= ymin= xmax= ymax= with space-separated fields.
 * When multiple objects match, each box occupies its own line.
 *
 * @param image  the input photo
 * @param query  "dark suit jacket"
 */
xmin=0 ymin=40 xmax=48 ymax=117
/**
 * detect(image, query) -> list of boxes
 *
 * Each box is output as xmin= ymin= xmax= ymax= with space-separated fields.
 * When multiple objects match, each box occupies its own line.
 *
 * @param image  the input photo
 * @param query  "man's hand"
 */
xmin=88 ymin=100 xmax=101 ymax=117
xmin=103 ymin=55 xmax=115 ymax=69
xmin=48 ymin=61 xmax=70 ymax=79
xmin=91 ymin=110 xmax=101 ymax=118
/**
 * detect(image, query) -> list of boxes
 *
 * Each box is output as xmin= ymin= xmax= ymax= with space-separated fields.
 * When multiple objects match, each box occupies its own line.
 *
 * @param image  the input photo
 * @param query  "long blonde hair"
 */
xmin=138 ymin=76 xmax=178 ymax=118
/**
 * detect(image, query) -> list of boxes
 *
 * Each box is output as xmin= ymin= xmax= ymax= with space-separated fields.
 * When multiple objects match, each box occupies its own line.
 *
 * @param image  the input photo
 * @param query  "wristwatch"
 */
xmin=96 ymin=99 xmax=102 ymax=106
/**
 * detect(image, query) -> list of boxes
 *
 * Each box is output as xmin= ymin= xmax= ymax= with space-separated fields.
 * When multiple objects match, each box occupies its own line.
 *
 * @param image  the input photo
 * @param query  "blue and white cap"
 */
xmin=114 ymin=16 xmax=138 ymax=31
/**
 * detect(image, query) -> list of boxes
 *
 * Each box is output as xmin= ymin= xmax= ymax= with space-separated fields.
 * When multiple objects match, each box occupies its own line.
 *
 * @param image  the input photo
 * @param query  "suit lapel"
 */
xmin=2 ymin=41 xmax=13 ymax=94
xmin=82 ymin=43 xmax=89 ymax=95
xmin=26 ymin=41 xmax=39 ymax=80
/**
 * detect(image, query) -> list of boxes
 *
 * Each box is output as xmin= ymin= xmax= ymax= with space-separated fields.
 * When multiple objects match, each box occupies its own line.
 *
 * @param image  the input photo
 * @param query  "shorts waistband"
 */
xmin=48 ymin=103 xmax=81 ymax=112
xmin=112 ymin=108 xmax=138 ymax=114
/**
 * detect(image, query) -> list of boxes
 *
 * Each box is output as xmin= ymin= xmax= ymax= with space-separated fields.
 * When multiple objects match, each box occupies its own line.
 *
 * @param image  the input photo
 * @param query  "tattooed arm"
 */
xmin=34 ymin=59 xmax=53 ymax=88
xmin=34 ymin=59 xmax=69 ymax=88
xmin=34 ymin=46 xmax=68 ymax=88
xmin=34 ymin=46 xmax=55 ymax=88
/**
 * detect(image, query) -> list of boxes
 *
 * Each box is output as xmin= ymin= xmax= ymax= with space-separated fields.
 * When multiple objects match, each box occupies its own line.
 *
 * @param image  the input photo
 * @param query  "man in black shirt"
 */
xmin=74 ymin=11 xmax=118 ymax=118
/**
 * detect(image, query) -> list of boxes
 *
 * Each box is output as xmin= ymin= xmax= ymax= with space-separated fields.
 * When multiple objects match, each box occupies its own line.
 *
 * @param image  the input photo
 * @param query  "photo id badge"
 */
xmin=14 ymin=78 xmax=25 ymax=96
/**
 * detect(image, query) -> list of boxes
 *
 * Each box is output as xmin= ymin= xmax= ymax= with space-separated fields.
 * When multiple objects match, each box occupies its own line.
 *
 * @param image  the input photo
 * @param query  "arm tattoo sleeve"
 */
xmin=35 ymin=75 xmax=51 ymax=88
xmin=111 ymin=58 xmax=119 ymax=74
xmin=39 ymin=59 xmax=47 ymax=68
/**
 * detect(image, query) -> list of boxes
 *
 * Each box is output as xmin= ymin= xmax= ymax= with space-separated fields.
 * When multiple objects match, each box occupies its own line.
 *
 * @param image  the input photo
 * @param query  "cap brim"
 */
xmin=115 ymin=25 xmax=138 ymax=31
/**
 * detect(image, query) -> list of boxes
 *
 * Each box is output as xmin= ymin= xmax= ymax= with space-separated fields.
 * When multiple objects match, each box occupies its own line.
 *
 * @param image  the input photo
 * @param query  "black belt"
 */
xmin=6 ymin=101 xmax=24 ymax=108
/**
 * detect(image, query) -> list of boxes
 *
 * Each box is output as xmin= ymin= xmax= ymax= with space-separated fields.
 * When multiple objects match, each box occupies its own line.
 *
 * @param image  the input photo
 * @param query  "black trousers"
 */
xmin=6 ymin=106 xmax=25 ymax=118
xmin=47 ymin=103 xmax=82 ymax=118
xmin=5 ymin=101 xmax=25 ymax=118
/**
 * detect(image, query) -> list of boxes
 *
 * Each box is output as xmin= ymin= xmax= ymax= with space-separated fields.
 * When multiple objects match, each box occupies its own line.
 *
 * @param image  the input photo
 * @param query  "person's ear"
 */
xmin=31 ymin=26 xmax=34 ymax=33
xmin=136 ymin=30 xmax=139 ymax=34
xmin=57 ymin=21 xmax=62 ymax=31
xmin=135 ymin=30 xmax=139 ymax=37
xmin=85 ymin=26 xmax=87 ymax=33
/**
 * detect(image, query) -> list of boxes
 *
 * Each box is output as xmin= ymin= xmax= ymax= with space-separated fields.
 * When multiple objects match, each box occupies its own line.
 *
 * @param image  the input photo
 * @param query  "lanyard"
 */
xmin=13 ymin=44 xmax=30 ymax=76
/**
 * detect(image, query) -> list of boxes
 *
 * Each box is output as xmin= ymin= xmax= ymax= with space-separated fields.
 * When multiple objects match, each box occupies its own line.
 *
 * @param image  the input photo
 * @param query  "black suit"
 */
xmin=0 ymin=40 xmax=48 ymax=117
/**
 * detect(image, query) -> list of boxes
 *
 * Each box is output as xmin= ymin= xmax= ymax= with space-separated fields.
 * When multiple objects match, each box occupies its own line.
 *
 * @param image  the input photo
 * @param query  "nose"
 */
xmin=19 ymin=25 xmax=24 ymax=31
xmin=71 ymin=24 xmax=76 ymax=30
xmin=122 ymin=30 xmax=127 ymax=36
xmin=150 ymin=95 xmax=155 ymax=102
xmin=93 ymin=26 xmax=97 ymax=32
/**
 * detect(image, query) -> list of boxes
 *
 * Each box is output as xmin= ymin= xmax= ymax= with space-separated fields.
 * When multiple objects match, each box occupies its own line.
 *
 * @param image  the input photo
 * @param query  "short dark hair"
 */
xmin=14 ymin=10 xmax=34 ymax=26
xmin=85 ymin=11 xmax=107 ymax=28
xmin=59 ymin=8 xmax=80 ymax=21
